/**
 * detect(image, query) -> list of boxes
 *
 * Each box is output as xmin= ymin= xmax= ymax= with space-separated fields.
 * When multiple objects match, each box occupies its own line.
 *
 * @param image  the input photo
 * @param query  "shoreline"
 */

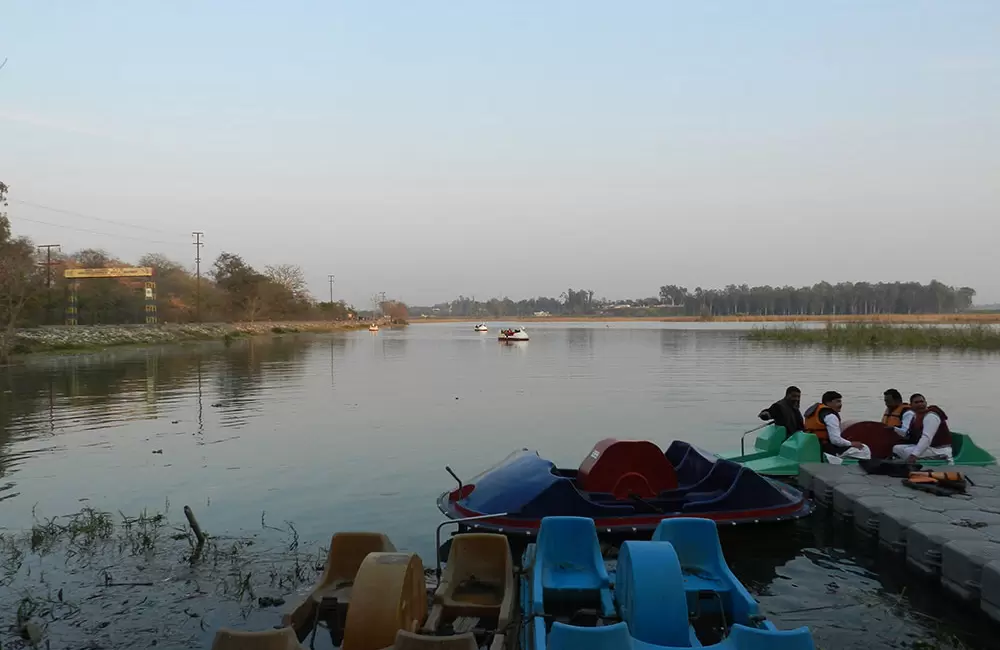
xmin=413 ymin=313 xmax=1000 ymax=324
xmin=2 ymin=320 xmax=399 ymax=360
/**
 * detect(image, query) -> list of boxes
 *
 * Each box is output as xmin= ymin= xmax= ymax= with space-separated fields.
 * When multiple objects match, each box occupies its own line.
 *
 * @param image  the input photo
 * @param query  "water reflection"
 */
xmin=380 ymin=336 xmax=408 ymax=360
xmin=567 ymin=327 xmax=593 ymax=353
xmin=1 ymin=323 xmax=998 ymax=648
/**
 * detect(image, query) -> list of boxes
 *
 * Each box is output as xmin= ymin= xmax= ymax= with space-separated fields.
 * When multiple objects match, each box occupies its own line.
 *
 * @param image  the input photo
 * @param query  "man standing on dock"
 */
xmin=758 ymin=386 xmax=804 ymax=437
xmin=893 ymin=394 xmax=954 ymax=464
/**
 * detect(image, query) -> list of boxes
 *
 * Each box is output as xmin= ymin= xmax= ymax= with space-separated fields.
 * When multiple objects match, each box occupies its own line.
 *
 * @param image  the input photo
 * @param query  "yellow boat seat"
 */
xmin=390 ymin=630 xmax=478 ymax=650
xmin=427 ymin=533 xmax=513 ymax=631
xmin=211 ymin=627 xmax=304 ymax=650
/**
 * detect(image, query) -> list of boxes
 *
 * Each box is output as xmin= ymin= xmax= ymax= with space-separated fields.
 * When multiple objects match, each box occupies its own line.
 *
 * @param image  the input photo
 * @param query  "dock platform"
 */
xmin=801 ymin=462 xmax=1000 ymax=623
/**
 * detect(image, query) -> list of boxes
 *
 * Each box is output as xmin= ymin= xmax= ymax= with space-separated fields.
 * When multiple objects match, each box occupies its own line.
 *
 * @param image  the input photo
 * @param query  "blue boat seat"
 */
xmin=665 ymin=441 xmax=691 ymax=468
xmin=727 ymin=624 xmax=816 ymax=650
xmin=546 ymin=622 xmax=816 ymax=650
xmin=548 ymin=621 xmax=634 ymax=650
xmin=672 ymin=447 xmax=715 ymax=488
xmin=681 ymin=462 xmax=743 ymax=508
xmin=532 ymin=516 xmax=614 ymax=617
xmin=652 ymin=518 xmax=755 ymax=623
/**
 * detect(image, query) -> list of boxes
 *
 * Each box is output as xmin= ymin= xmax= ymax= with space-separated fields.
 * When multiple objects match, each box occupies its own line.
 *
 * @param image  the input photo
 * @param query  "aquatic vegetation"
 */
xmin=1 ymin=507 xmax=323 ymax=650
xmin=746 ymin=323 xmax=1000 ymax=351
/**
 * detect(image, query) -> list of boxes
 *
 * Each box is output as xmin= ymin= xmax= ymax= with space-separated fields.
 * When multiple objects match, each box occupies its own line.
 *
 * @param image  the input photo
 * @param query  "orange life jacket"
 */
xmin=803 ymin=402 xmax=839 ymax=443
xmin=910 ymin=406 xmax=952 ymax=448
xmin=881 ymin=403 xmax=911 ymax=428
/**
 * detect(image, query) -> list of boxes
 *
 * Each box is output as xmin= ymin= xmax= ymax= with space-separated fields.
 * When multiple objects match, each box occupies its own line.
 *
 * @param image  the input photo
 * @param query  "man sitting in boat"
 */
xmin=892 ymin=393 xmax=954 ymax=464
xmin=758 ymin=385 xmax=804 ymax=438
xmin=803 ymin=391 xmax=865 ymax=457
xmin=882 ymin=388 xmax=914 ymax=438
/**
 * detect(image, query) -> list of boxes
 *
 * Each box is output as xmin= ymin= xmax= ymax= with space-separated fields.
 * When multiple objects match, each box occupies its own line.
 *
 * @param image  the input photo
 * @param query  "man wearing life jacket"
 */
xmin=758 ymin=385 xmax=804 ymax=438
xmin=892 ymin=393 xmax=954 ymax=464
xmin=881 ymin=388 xmax=914 ymax=439
xmin=803 ymin=391 xmax=864 ymax=456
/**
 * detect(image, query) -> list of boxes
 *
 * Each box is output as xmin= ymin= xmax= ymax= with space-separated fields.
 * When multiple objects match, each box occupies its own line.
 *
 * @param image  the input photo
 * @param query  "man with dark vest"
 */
xmin=758 ymin=385 xmax=805 ymax=438
xmin=892 ymin=393 xmax=954 ymax=464
xmin=882 ymin=388 xmax=913 ymax=438
xmin=803 ymin=390 xmax=864 ymax=456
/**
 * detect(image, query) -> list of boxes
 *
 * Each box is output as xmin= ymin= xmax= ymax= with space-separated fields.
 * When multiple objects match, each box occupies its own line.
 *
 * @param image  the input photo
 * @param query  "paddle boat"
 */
xmin=438 ymin=439 xmax=812 ymax=536
xmin=217 ymin=516 xmax=814 ymax=650
xmin=499 ymin=327 xmax=529 ymax=341
xmin=369 ymin=323 xmax=379 ymax=332
xmin=279 ymin=529 xmax=513 ymax=650
xmin=521 ymin=516 xmax=815 ymax=650
xmin=720 ymin=423 xmax=996 ymax=478
xmin=475 ymin=323 xmax=489 ymax=332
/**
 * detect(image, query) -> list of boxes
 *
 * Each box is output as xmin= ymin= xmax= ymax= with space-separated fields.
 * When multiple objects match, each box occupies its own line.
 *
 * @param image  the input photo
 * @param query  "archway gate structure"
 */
xmin=63 ymin=266 xmax=156 ymax=325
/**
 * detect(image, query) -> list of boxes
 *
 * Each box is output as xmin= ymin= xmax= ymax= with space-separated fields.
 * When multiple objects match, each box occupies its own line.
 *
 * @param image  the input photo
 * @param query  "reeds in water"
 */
xmin=746 ymin=322 xmax=1000 ymax=350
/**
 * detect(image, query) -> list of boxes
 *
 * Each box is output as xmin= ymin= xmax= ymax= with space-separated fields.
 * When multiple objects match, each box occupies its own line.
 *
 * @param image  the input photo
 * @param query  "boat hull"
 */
xmin=438 ymin=442 xmax=813 ymax=536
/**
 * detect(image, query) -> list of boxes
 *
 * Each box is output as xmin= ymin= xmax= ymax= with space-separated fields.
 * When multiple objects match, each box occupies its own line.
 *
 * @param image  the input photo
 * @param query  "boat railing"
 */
xmin=740 ymin=420 xmax=773 ymax=455
xmin=435 ymin=513 xmax=510 ymax=581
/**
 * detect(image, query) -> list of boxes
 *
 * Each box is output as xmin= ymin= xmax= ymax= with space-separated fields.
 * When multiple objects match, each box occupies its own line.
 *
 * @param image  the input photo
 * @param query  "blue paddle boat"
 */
xmin=520 ymin=516 xmax=815 ymax=650
xmin=439 ymin=439 xmax=812 ymax=536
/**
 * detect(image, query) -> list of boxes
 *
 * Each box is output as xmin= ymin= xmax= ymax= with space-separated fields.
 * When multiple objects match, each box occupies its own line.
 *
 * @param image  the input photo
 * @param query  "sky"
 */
xmin=1 ymin=1 xmax=998 ymax=306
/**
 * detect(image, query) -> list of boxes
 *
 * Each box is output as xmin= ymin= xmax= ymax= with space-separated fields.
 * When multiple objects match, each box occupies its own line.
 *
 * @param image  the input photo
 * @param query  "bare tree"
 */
xmin=0 ymin=182 xmax=44 ymax=359
xmin=264 ymin=264 xmax=309 ymax=300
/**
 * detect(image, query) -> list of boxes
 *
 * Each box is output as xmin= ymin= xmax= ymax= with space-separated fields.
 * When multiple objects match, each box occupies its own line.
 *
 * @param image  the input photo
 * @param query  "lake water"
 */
xmin=2 ymin=321 xmax=997 ymax=649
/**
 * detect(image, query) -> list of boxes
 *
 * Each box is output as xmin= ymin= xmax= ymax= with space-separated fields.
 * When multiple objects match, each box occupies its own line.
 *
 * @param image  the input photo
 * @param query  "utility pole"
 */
xmin=328 ymin=274 xmax=335 ymax=304
xmin=192 ymin=232 xmax=204 ymax=322
xmin=37 ymin=244 xmax=60 ymax=325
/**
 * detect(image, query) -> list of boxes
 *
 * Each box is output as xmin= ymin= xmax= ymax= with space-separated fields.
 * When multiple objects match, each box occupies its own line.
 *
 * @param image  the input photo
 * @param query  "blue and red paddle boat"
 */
xmin=438 ymin=439 xmax=812 ymax=536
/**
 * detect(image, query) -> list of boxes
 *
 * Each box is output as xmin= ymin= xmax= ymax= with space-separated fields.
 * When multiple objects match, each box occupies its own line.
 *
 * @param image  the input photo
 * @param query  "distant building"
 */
xmin=534 ymin=311 xmax=551 ymax=317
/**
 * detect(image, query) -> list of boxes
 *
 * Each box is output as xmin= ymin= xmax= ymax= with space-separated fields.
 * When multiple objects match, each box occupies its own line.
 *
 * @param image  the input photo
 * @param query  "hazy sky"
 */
xmin=1 ymin=2 xmax=998 ymax=306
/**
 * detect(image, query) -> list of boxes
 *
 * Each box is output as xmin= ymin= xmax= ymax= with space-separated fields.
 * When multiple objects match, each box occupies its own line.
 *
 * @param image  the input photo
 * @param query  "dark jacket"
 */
xmin=760 ymin=398 xmax=805 ymax=437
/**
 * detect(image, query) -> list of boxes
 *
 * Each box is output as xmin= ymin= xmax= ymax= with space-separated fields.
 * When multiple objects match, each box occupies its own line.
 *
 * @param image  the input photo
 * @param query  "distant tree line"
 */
xmin=410 ymin=281 xmax=977 ymax=319
xmin=0 ymin=183 xmax=366 ymax=348
xmin=657 ymin=281 xmax=976 ymax=317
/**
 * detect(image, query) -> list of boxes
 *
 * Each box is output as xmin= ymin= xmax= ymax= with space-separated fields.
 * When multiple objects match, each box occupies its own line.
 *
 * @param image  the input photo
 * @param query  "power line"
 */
xmin=13 ymin=199 xmax=186 ymax=237
xmin=11 ymin=214 xmax=187 ymax=245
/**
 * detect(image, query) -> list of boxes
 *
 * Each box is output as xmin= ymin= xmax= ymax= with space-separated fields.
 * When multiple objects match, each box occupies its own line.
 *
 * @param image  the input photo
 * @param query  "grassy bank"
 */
xmin=746 ymin=323 xmax=1000 ymax=350
xmin=415 ymin=313 xmax=1000 ymax=324
xmin=2 ymin=320 xmax=400 ymax=359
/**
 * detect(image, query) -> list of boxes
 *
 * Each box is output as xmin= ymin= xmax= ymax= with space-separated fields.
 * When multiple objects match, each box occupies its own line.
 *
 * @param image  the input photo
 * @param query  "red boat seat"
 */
xmin=577 ymin=439 xmax=678 ymax=499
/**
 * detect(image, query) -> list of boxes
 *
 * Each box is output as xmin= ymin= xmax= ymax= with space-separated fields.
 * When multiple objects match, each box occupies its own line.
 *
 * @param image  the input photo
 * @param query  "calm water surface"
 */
xmin=1 ymin=322 xmax=997 ymax=648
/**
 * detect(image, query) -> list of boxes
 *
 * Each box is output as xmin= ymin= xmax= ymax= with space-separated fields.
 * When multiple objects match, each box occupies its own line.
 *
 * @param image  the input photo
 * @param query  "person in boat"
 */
xmin=882 ymin=388 xmax=914 ymax=438
xmin=803 ymin=391 xmax=865 ymax=456
xmin=892 ymin=394 xmax=954 ymax=464
xmin=758 ymin=385 xmax=804 ymax=437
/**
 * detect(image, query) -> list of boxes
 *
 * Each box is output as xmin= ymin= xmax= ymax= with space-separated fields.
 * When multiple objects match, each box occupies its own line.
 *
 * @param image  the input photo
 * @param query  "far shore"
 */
xmin=2 ymin=319 xmax=400 ymax=361
xmin=413 ymin=313 xmax=1000 ymax=324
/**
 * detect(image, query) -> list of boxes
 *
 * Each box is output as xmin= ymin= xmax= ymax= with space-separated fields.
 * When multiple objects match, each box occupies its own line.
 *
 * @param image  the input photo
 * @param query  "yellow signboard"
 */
xmin=64 ymin=267 xmax=154 ymax=279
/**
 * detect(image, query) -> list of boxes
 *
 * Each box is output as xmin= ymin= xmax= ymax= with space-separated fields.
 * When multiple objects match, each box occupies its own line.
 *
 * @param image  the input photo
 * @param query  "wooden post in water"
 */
xmin=184 ymin=505 xmax=206 ymax=549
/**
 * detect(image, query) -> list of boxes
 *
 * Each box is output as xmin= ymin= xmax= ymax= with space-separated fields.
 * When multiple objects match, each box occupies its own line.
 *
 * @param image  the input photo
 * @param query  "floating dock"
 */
xmin=800 ymin=462 xmax=1000 ymax=623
